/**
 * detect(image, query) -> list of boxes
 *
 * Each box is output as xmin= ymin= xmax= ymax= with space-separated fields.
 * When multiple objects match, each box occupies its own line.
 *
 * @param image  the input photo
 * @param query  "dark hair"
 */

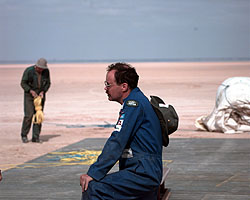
xmin=107 ymin=62 xmax=139 ymax=89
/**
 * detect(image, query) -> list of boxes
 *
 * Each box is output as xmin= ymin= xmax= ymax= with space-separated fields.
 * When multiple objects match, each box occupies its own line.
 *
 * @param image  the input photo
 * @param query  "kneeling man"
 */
xmin=80 ymin=63 xmax=162 ymax=200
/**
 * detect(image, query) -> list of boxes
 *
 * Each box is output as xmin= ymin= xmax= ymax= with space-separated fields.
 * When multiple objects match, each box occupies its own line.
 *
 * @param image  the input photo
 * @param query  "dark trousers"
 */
xmin=82 ymin=188 xmax=157 ymax=200
xmin=81 ymin=169 xmax=158 ymax=200
xmin=21 ymin=93 xmax=44 ymax=139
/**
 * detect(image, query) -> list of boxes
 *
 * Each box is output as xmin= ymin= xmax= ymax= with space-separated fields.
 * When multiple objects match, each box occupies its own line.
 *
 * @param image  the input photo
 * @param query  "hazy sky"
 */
xmin=0 ymin=0 xmax=249 ymax=62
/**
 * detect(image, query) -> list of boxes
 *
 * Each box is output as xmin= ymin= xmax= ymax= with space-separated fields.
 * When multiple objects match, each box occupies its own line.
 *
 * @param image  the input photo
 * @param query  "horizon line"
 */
xmin=0 ymin=57 xmax=249 ymax=64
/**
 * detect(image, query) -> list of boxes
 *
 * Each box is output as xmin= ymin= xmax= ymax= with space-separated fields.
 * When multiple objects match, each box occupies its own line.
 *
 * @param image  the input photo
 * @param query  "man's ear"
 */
xmin=121 ymin=83 xmax=129 ymax=92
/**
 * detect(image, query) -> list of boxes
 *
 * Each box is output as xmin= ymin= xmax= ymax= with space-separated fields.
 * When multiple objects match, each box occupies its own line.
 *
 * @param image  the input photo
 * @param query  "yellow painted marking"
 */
xmin=216 ymin=173 xmax=239 ymax=187
xmin=48 ymin=149 xmax=102 ymax=164
xmin=163 ymin=160 xmax=173 ymax=166
xmin=0 ymin=149 xmax=173 ymax=170
xmin=0 ymin=164 xmax=23 ymax=171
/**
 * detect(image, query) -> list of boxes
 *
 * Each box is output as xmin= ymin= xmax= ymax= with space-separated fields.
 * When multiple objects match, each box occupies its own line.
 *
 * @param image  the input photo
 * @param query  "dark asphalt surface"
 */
xmin=0 ymin=138 xmax=249 ymax=200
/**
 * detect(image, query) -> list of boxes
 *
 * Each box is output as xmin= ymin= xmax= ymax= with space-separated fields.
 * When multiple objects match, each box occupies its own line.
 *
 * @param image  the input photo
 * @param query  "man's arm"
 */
xmin=43 ymin=69 xmax=51 ymax=93
xmin=38 ymin=69 xmax=50 ymax=99
xmin=80 ymin=174 xmax=93 ymax=192
xmin=20 ymin=68 xmax=32 ymax=93
xmin=87 ymin=102 xmax=143 ymax=181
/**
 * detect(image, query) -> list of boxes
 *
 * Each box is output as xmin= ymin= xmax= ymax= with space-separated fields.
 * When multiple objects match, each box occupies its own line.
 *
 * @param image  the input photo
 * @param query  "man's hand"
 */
xmin=0 ymin=170 xmax=2 ymax=181
xmin=80 ymin=174 xmax=93 ymax=192
xmin=39 ymin=91 xmax=44 ymax=99
xmin=30 ymin=90 xmax=38 ymax=98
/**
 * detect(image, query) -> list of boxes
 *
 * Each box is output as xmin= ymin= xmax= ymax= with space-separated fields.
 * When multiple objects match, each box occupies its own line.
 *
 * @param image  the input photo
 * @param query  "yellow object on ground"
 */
xmin=32 ymin=96 xmax=44 ymax=124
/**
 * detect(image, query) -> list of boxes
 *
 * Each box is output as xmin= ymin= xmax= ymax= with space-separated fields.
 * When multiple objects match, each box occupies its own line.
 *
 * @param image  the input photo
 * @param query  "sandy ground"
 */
xmin=0 ymin=61 xmax=249 ymax=171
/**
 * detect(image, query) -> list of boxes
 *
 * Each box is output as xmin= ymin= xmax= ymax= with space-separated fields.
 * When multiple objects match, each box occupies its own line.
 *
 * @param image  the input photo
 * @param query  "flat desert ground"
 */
xmin=0 ymin=61 xmax=250 ymax=171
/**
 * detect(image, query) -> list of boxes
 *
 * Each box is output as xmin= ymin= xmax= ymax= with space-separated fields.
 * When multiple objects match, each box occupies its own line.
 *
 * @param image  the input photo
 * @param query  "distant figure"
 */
xmin=20 ymin=58 xmax=51 ymax=143
xmin=80 ymin=63 xmax=163 ymax=199
xmin=0 ymin=170 xmax=2 ymax=181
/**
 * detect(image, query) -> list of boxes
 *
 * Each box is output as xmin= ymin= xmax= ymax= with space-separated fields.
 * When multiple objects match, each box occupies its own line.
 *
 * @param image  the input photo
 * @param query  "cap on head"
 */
xmin=36 ymin=58 xmax=48 ymax=69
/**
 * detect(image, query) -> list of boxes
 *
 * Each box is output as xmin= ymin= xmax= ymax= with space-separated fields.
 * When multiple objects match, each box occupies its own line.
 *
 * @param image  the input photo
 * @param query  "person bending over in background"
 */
xmin=20 ymin=58 xmax=51 ymax=143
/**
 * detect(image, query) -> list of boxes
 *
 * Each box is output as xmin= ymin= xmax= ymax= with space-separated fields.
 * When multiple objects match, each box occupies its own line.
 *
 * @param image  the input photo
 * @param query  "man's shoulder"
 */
xmin=22 ymin=66 xmax=34 ymax=76
xmin=125 ymin=88 xmax=149 ymax=107
xmin=126 ymin=99 xmax=139 ymax=107
xmin=25 ymin=65 xmax=35 ymax=72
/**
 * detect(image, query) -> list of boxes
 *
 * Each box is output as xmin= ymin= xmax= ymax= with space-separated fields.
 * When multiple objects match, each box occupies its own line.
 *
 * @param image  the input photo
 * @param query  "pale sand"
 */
xmin=0 ymin=62 xmax=250 ymax=171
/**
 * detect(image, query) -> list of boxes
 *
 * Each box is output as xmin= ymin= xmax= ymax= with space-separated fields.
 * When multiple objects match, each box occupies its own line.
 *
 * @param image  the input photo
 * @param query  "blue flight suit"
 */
xmin=82 ymin=87 xmax=162 ymax=200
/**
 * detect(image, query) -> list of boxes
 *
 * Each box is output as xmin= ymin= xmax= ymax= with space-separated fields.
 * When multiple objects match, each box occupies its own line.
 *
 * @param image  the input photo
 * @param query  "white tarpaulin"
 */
xmin=195 ymin=77 xmax=250 ymax=134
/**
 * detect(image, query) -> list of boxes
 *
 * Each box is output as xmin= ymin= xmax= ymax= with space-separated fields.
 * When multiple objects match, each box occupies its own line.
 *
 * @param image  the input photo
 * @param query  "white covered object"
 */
xmin=195 ymin=77 xmax=250 ymax=134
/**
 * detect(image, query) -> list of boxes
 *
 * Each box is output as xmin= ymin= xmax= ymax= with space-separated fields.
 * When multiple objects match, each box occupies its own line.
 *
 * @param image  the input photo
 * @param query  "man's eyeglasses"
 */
xmin=104 ymin=81 xmax=112 ymax=88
